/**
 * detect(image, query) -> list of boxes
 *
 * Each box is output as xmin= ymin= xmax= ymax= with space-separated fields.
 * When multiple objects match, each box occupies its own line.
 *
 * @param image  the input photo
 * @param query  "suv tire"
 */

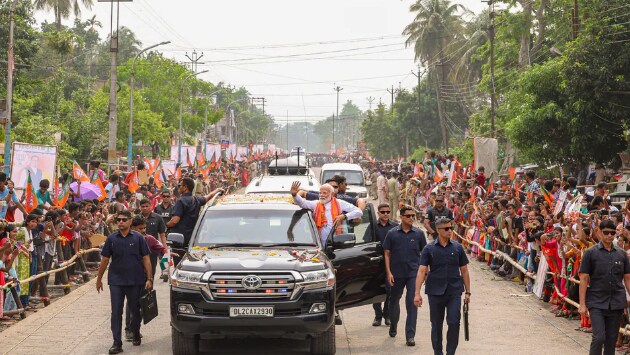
xmin=172 ymin=328 xmax=199 ymax=355
xmin=310 ymin=324 xmax=335 ymax=355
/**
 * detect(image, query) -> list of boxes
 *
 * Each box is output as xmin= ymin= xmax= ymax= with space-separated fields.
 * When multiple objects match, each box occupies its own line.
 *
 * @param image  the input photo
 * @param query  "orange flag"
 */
xmin=434 ymin=169 xmax=444 ymax=183
xmin=451 ymin=170 xmax=457 ymax=186
xmin=126 ymin=169 xmax=139 ymax=193
xmin=24 ymin=172 xmax=38 ymax=213
xmin=91 ymin=170 xmax=107 ymax=201
xmin=509 ymin=167 xmax=516 ymax=180
xmin=153 ymin=168 xmax=163 ymax=189
xmin=72 ymin=161 xmax=90 ymax=183
xmin=144 ymin=157 xmax=154 ymax=175
xmin=186 ymin=150 xmax=194 ymax=168
xmin=197 ymin=152 xmax=206 ymax=168
xmin=175 ymin=167 xmax=182 ymax=180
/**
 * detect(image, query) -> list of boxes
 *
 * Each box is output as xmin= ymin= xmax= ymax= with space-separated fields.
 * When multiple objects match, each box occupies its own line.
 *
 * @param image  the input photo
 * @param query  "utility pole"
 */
xmin=333 ymin=85 xmax=343 ymax=152
xmin=107 ymin=0 xmax=121 ymax=168
xmin=412 ymin=66 xmax=428 ymax=147
xmin=251 ymin=97 xmax=266 ymax=116
xmin=3 ymin=0 xmax=17 ymax=174
xmin=185 ymin=50 xmax=205 ymax=73
xmin=435 ymin=60 xmax=449 ymax=152
xmin=482 ymin=0 xmax=496 ymax=138
xmin=572 ymin=0 xmax=579 ymax=40
xmin=387 ymin=85 xmax=395 ymax=113
xmin=367 ymin=96 xmax=375 ymax=111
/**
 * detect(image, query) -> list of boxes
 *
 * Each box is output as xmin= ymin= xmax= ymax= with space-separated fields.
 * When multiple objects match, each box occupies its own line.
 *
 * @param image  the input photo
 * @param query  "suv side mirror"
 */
xmin=332 ymin=233 xmax=356 ymax=249
xmin=167 ymin=233 xmax=185 ymax=248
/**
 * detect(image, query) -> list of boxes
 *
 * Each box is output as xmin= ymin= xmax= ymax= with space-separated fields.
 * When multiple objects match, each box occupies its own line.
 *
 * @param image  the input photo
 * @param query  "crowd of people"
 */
xmin=0 ymin=157 xmax=259 ymax=313
xmin=363 ymin=151 xmax=630 ymax=354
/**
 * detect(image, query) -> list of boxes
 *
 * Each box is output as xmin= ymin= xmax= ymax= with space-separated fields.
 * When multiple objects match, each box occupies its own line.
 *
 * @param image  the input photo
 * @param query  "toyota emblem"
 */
xmin=242 ymin=275 xmax=263 ymax=290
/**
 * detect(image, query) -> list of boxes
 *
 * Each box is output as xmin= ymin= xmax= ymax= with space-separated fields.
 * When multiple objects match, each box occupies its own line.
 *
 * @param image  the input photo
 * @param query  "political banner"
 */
xmin=205 ymin=144 xmax=221 ymax=162
xmin=11 ymin=143 xmax=57 ymax=190
xmin=170 ymin=145 xmax=196 ymax=164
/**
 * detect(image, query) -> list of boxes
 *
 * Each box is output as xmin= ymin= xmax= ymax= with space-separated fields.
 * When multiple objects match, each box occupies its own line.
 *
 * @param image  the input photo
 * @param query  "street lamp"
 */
xmin=128 ymin=41 xmax=170 ymax=167
xmin=178 ymin=70 xmax=209 ymax=164
xmin=199 ymin=88 xmax=224 ymax=156
xmin=225 ymin=98 xmax=249 ymax=145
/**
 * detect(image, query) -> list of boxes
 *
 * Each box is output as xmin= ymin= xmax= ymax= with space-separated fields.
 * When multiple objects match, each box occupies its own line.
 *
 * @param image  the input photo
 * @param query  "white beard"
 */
xmin=319 ymin=197 xmax=331 ymax=204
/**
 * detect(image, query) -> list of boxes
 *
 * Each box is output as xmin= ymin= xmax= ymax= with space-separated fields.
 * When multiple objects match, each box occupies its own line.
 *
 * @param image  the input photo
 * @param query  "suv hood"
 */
xmin=179 ymin=248 xmax=328 ymax=273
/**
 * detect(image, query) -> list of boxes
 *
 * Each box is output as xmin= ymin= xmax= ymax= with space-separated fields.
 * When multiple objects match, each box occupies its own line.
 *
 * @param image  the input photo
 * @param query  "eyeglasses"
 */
xmin=116 ymin=218 xmax=129 ymax=222
xmin=379 ymin=210 xmax=391 ymax=214
xmin=402 ymin=214 xmax=416 ymax=219
xmin=439 ymin=227 xmax=453 ymax=231
xmin=602 ymin=230 xmax=616 ymax=236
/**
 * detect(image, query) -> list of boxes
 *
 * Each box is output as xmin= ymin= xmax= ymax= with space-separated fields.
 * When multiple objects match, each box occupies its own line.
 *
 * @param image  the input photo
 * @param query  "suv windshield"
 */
xmin=322 ymin=170 xmax=365 ymax=185
xmin=193 ymin=209 xmax=317 ymax=247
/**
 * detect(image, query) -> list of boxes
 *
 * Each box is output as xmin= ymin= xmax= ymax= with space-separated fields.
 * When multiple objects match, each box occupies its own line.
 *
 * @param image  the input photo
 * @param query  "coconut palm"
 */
xmin=33 ymin=0 xmax=94 ymax=31
xmin=403 ymin=0 xmax=468 ymax=152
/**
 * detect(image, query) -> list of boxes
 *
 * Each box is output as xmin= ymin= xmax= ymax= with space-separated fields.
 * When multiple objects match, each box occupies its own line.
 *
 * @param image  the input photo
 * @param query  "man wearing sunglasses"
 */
xmin=414 ymin=217 xmax=471 ymax=355
xmin=96 ymin=210 xmax=153 ymax=354
xmin=363 ymin=203 xmax=399 ymax=326
xmin=383 ymin=205 xmax=427 ymax=346
xmin=579 ymin=219 xmax=630 ymax=355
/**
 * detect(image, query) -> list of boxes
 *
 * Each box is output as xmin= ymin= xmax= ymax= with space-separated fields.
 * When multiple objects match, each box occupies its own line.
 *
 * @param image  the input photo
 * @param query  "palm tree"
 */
xmin=403 ymin=0 xmax=468 ymax=152
xmin=33 ymin=0 xmax=94 ymax=32
xmin=86 ymin=14 xmax=102 ymax=32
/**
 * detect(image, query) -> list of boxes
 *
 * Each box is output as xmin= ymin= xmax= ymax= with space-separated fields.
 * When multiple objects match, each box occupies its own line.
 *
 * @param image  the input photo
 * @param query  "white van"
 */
xmin=320 ymin=163 xmax=368 ymax=198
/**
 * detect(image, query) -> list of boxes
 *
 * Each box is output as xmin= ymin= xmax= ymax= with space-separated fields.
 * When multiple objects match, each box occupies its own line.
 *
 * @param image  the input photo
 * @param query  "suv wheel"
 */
xmin=310 ymin=324 xmax=335 ymax=355
xmin=172 ymin=328 xmax=199 ymax=355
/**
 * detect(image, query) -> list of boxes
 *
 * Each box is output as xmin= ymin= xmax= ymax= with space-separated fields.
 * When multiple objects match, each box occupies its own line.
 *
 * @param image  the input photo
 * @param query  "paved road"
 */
xmin=0 ymin=255 xmax=595 ymax=355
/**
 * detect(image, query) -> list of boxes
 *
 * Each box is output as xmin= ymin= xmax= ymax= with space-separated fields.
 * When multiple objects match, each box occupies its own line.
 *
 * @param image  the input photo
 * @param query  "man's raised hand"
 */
xmin=290 ymin=181 xmax=301 ymax=197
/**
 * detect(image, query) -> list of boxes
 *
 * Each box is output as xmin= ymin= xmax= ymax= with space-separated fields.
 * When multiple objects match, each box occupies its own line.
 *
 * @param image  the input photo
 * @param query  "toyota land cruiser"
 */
xmin=167 ymin=194 xmax=385 ymax=355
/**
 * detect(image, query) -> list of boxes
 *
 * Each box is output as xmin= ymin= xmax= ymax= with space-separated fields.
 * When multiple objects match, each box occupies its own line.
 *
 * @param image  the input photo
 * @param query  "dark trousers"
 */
xmin=373 ymin=282 xmax=391 ymax=320
xmin=589 ymin=308 xmax=623 ymax=355
xmin=428 ymin=293 xmax=462 ymax=355
xmin=389 ymin=276 xmax=417 ymax=338
xmin=110 ymin=285 xmax=144 ymax=347
xmin=125 ymin=288 xmax=148 ymax=332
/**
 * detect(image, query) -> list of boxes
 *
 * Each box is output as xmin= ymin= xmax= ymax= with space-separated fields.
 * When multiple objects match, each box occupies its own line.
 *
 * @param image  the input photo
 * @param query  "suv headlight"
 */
xmin=300 ymin=269 xmax=335 ymax=290
xmin=171 ymin=270 xmax=205 ymax=290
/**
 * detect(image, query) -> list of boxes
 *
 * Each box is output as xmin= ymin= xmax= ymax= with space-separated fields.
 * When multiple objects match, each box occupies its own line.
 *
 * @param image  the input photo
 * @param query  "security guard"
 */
xmin=414 ymin=217 xmax=471 ymax=355
xmin=579 ymin=219 xmax=630 ymax=355
xmin=383 ymin=205 xmax=427 ymax=346
xmin=96 ymin=210 xmax=153 ymax=354
xmin=363 ymin=203 xmax=399 ymax=326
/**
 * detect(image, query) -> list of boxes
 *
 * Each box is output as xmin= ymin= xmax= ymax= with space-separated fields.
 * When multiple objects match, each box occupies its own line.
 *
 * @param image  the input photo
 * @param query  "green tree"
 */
xmin=33 ymin=0 xmax=94 ymax=31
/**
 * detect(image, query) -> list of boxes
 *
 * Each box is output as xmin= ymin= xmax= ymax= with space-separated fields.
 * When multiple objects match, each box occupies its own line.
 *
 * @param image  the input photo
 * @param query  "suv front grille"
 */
xmin=208 ymin=272 xmax=296 ymax=299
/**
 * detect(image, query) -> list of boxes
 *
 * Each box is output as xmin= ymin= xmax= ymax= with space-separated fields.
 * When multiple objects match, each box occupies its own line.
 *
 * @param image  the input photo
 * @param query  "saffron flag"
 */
xmin=55 ymin=176 xmax=72 ymax=208
xmin=144 ymin=157 xmax=155 ymax=175
xmin=514 ymin=181 xmax=520 ymax=198
xmin=197 ymin=152 xmax=206 ymax=168
xmin=72 ymin=161 xmax=90 ymax=183
xmin=175 ymin=167 xmax=182 ymax=180
xmin=186 ymin=150 xmax=194 ymax=168
xmin=91 ymin=170 xmax=107 ymax=201
xmin=541 ymin=185 xmax=555 ymax=204
xmin=126 ymin=169 xmax=139 ymax=193
xmin=24 ymin=172 xmax=38 ymax=213
xmin=434 ymin=168 xmax=444 ymax=183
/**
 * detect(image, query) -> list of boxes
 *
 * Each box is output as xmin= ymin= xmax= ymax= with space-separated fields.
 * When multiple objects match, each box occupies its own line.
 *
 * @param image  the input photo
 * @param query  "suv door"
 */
xmin=328 ymin=204 xmax=386 ymax=310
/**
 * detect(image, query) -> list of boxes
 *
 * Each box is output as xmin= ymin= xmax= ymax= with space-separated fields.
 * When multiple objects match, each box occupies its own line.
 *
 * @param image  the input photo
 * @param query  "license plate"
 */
xmin=229 ymin=306 xmax=274 ymax=318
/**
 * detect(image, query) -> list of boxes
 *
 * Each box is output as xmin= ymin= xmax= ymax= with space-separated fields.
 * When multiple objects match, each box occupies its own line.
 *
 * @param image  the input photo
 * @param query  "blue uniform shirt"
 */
xmin=383 ymin=225 xmax=427 ymax=278
xmin=101 ymin=230 xmax=150 ymax=286
xmin=420 ymin=239 xmax=469 ymax=296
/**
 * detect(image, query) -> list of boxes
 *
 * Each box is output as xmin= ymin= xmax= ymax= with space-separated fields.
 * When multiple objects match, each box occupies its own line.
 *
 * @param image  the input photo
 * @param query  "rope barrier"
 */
xmin=454 ymin=230 xmax=536 ymax=280
xmin=2 ymin=248 xmax=99 ymax=290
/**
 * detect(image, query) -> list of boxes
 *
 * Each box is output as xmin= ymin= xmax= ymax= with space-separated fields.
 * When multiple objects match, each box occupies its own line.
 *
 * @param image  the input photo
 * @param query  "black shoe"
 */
xmin=372 ymin=318 xmax=382 ymax=326
xmin=125 ymin=330 xmax=133 ymax=341
xmin=389 ymin=327 xmax=397 ymax=338
xmin=109 ymin=345 xmax=123 ymax=354
xmin=132 ymin=335 xmax=141 ymax=346
xmin=406 ymin=338 xmax=415 ymax=346
xmin=335 ymin=315 xmax=343 ymax=325
xmin=384 ymin=317 xmax=391 ymax=326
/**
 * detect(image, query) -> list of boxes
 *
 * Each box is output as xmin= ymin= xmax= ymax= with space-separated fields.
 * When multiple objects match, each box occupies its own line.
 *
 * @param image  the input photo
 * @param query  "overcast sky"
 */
xmin=36 ymin=0 xmax=484 ymax=125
